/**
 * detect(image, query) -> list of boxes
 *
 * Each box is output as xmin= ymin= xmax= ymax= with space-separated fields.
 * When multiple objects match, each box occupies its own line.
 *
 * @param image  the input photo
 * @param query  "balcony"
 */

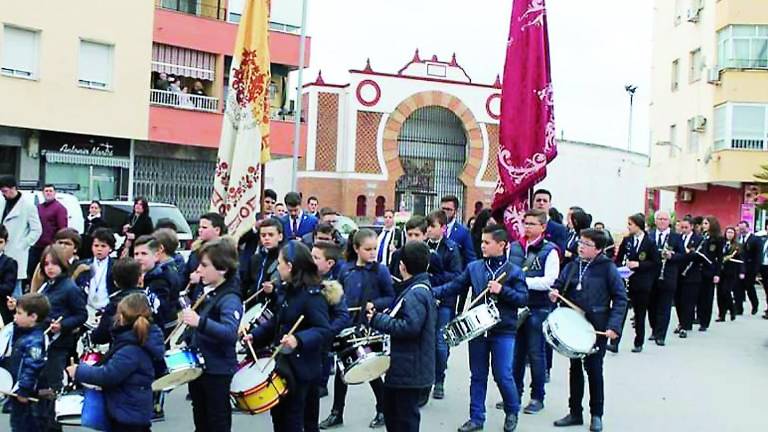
xmin=156 ymin=0 xmax=227 ymax=21
xmin=150 ymin=89 xmax=219 ymax=113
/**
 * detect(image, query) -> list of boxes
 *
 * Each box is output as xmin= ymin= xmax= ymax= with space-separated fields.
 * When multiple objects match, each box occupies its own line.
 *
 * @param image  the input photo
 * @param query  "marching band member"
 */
xmin=133 ymin=235 xmax=178 ymax=337
xmin=320 ymin=229 xmax=395 ymax=429
xmin=674 ymin=217 xmax=703 ymax=339
xmin=508 ymin=209 xmax=559 ymax=414
xmin=611 ymin=213 xmax=659 ymax=353
xmin=238 ymin=189 xmax=278 ymax=269
xmin=66 ymin=293 xmax=165 ymax=432
xmin=388 ymin=216 xmax=442 ymax=296
xmin=532 ymin=189 xmax=567 ymax=253
xmin=181 ymin=238 xmax=243 ymax=432
xmin=647 ymin=210 xmax=685 ymax=346
xmin=247 ymin=240 xmax=332 ymax=432
xmin=592 ymin=222 xmax=615 ymax=260
xmin=549 ymin=229 xmax=627 ymax=432
xmin=563 ymin=209 xmax=590 ymax=266
xmin=716 ymin=226 xmax=744 ymax=322
xmin=376 ymin=209 xmax=405 ymax=266
xmin=280 ymin=192 xmax=318 ymax=241
xmin=90 ymin=258 xmax=146 ymax=345
xmin=697 ymin=216 xmax=723 ymax=332
xmin=186 ymin=212 xmax=227 ymax=289
xmin=432 ymin=225 xmax=528 ymax=432
xmin=735 ymin=221 xmax=760 ymax=316
xmin=367 ymin=241 xmax=437 ymax=432
xmin=241 ymin=218 xmax=283 ymax=307
xmin=0 ymin=224 xmax=18 ymax=325
xmin=73 ymin=228 xmax=117 ymax=313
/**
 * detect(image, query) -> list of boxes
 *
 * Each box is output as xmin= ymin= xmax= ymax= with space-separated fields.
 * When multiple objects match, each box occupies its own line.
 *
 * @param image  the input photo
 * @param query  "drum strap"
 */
xmin=560 ymin=262 xmax=580 ymax=298
xmin=388 ymin=283 xmax=430 ymax=317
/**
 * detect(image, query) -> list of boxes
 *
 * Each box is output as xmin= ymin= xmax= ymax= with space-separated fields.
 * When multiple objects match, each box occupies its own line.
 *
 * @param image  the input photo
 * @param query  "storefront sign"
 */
xmin=741 ymin=203 xmax=755 ymax=232
xmin=40 ymin=131 xmax=130 ymax=158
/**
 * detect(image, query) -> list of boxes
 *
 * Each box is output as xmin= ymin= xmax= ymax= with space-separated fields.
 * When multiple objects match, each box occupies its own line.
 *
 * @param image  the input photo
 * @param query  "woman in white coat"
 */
xmin=0 ymin=176 xmax=42 ymax=297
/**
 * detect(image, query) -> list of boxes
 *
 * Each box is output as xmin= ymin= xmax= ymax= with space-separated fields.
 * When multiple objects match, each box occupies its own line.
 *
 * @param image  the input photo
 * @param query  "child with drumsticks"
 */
xmin=6 ymin=293 xmax=49 ymax=432
xmin=66 ymin=292 xmax=165 ymax=432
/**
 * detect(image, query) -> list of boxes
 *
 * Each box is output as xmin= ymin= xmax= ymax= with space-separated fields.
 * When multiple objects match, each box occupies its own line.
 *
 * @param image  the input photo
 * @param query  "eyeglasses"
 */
xmin=578 ymin=240 xmax=596 ymax=248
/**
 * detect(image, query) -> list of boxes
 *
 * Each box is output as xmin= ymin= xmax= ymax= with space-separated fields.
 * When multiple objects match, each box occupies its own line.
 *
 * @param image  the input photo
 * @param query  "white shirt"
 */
xmin=633 ymin=232 xmax=645 ymax=252
xmin=446 ymin=219 xmax=457 ymax=237
xmin=656 ymin=228 xmax=670 ymax=246
xmin=88 ymin=257 xmax=110 ymax=310
xmin=762 ymin=239 xmax=768 ymax=266
xmin=525 ymin=249 xmax=561 ymax=291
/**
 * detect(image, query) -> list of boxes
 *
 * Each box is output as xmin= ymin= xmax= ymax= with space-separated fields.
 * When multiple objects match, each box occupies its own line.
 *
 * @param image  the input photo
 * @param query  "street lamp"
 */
xmin=625 ymin=84 xmax=637 ymax=151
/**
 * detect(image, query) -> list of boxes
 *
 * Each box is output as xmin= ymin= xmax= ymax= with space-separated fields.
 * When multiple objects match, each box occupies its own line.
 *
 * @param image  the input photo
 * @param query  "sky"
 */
xmin=295 ymin=0 xmax=653 ymax=154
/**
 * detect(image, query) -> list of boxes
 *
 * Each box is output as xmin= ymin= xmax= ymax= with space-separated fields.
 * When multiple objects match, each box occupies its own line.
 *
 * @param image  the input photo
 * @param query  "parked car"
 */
xmin=29 ymin=191 xmax=85 ymax=233
xmin=80 ymin=201 xmax=194 ymax=260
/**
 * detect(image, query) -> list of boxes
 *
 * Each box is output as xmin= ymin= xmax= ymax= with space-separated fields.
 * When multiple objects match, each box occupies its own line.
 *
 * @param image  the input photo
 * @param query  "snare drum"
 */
xmin=230 ymin=357 xmax=288 ymax=414
xmin=152 ymin=347 xmax=205 ymax=391
xmin=0 ymin=324 xmax=13 ymax=359
xmin=337 ymin=333 xmax=390 ymax=385
xmin=443 ymin=302 xmax=501 ymax=347
xmin=241 ymin=303 xmax=274 ymax=333
xmin=542 ymin=307 xmax=597 ymax=359
xmin=55 ymin=391 xmax=84 ymax=426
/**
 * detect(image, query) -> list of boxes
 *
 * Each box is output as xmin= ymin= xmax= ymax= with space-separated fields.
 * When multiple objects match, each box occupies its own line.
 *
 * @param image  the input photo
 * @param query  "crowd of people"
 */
xmin=0 ymin=172 xmax=765 ymax=432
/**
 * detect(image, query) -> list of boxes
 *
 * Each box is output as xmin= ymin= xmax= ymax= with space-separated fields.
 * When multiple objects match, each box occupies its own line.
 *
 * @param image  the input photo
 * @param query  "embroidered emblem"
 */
xmin=709 ymin=244 xmax=716 ymax=252
xmin=638 ymin=251 xmax=647 ymax=261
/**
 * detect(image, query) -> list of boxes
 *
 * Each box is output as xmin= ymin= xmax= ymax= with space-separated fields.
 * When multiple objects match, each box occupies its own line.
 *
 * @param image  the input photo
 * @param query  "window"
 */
xmin=669 ymin=124 xmax=678 ymax=157
xmin=714 ymin=105 xmax=727 ymax=149
xmin=227 ymin=0 xmax=244 ymax=23
xmin=356 ymin=195 xmax=367 ymax=217
xmin=375 ymin=196 xmax=386 ymax=217
xmin=689 ymin=48 xmax=703 ymax=82
xmin=673 ymin=0 xmax=683 ymax=26
xmin=78 ymin=40 xmax=113 ymax=90
xmin=671 ymin=59 xmax=680 ymax=91
xmin=717 ymin=25 xmax=768 ymax=69
xmin=687 ymin=117 xmax=699 ymax=153
xmin=713 ymin=103 xmax=768 ymax=151
xmin=1 ymin=25 xmax=39 ymax=79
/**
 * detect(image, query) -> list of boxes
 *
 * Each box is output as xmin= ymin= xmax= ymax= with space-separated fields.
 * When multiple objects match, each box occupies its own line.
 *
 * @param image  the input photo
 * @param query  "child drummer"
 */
xmin=432 ymin=225 xmax=528 ymax=432
xmin=548 ymin=228 xmax=627 ymax=432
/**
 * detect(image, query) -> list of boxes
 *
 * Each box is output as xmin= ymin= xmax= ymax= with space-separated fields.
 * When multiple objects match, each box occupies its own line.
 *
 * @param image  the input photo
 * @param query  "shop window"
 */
xmin=375 ymin=196 xmax=386 ymax=217
xmin=356 ymin=195 xmax=367 ymax=217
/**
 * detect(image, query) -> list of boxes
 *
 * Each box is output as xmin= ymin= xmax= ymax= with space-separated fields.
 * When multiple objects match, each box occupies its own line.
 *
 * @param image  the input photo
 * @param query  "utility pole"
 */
xmin=625 ymin=84 xmax=637 ymax=151
xmin=291 ymin=0 xmax=309 ymax=192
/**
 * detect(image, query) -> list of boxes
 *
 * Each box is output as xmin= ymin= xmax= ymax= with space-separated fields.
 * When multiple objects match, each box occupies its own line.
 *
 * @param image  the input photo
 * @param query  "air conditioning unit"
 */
xmin=687 ymin=8 xmax=700 ymax=23
xmin=693 ymin=115 xmax=707 ymax=132
xmin=679 ymin=189 xmax=694 ymax=202
xmin=706 ymin=68 xmax=721 ymax=84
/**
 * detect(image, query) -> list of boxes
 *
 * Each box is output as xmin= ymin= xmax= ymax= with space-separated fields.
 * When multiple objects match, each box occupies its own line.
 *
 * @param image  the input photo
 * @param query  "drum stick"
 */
xmin=262 ymin=315 xmax=305 ymax=372
xmin=467 ymin=272 xmax=508 ymax=310
xmin=44 ymin=317 xmax=63 ymax=336
xmin=164 ymin=291 xmax=211 ymax=345
xmin=594 ymin=330 xmax=609 ymax=336
xmin=391 ymin=275 xmax=402 ymax=283
xmin=239 ymin=327 xmax=260 ymax=364
xmin=347 ymin=307 xmax=362 ymax=312
xmin=0 ymin=390 xmax=39 ymax=403
xmin=243 ymin=288 xmax=265 ymax=307
xmin=554 ymin=292 xmax=586 ymax=315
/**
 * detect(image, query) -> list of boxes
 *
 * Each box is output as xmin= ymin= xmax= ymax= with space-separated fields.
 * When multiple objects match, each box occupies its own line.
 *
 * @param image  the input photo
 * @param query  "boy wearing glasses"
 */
xmin=548 ymin=229 xmax=627 ymax=432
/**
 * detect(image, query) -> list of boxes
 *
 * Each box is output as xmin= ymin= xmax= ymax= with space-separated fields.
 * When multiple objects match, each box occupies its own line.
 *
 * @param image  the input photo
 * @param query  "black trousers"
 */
xmin=568 ymin=337 xmax=607 ymax=417
xmin=734 ymin=272 xmax=759 ymax=313
xmin=676 ymin=281 xmax=700 ymax=331
xmin=760 ymin=266 xmax=768 ymax=311
xmin=109 ymin=420 xmax=151 ymax=432
xmin=697 ymin=278 xmax=715 ymax=329
xmin=382 ymin=386 xmax=422 ymax=432
xmin=627 ymin=288 xmax=650 ymax=348
xmin=43 ymin=345 xmax=69 ymax=432
xmin=188 ymin=373 xmax=233 ymax=432
xmin=716 ymin=276 xmax=737 ymax=319
xmin=649 ymin=278 xmax=676 ymax=341
xmin=271 ymin=383 xmax=309 ymax=432
xmin=332 ymin=371 xmax=384 ymax=415
xmin=304 ymin=376 xmax=322 ymax=432
xmin=27 ymin=245 xmax=44 ymax=281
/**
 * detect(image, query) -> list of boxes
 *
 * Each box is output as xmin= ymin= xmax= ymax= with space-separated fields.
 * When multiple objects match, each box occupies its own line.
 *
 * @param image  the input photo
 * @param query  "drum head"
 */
xmin=342 ymin=355 xmax=390 ymax=385
xmin=0 ymin=367 xmax=12 ymax=394
xmin=231 ymin=359 xmax=274 ymax=393
xmin=0 ymin=325 xmax=13 ymax=359
xmin=243 ymin=303 xmax=267 ymax=325
xmin=547 ymin=308 xmax=596 ymax=353
xmin=56 ymin=393 xmax=84 ymax=425
xmin=152 ymin=367 xmax=203 ymax=391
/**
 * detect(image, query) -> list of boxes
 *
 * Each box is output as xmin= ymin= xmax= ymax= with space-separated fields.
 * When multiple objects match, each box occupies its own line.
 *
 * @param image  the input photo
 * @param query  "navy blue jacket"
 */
xmin=90 ymin=288 xmax=145 ymax=345
xmin=426 ymin=238 xmax=462 ymax=309
xmin=76 ymin=325 xmax=165 ymax=426
xmin=7 ymin=323 xmax=46 ymax=397
xmin=648 ymin=230 xmax=686 ymax=283
xmin=187 ymin=276 xmax=243 ymax=375
xmin=552 ymin=255 xmax=628 ymax=335
xmin=321 ymin=270 xmax=351 ymax=335
xmin=241 ymin=246 xmax=280 ymax=302
xmin=73 ymin=257 xmax=116 ymax=301
xmin=0 ymin=254 xmax=18 ymax=324
xmin=338 ymin=261 xmax=395 ymax=320
xmin=143 ymin=262 xmax=181 ymax=333
xmin=388 ymin=248 xmax=443 ymax=296
xmin=508 ymin=238 xmax=558 ymax=308
xmin=433 ymin=256 xmax=528 ymax=335
xmin=615 ymin=234 xmax=660 ymax=292
xmin=563 ymin=230 xmax=579 ymax=266
xmin=370 ymin=273 xmax=436 ymax=389
xmin=700 ymin=234 xmax=724 ymax=279
xmin=280 ymin=212 xmax=318 ymax=240
xmin=250 ymin=282 xmax=332 ymax=383
xmin=739 ymin=233 xmax=762 ymax=275
xmin=545 ymin=220 xmax=568 ymax=254
xmin=183 ymin=249 xmax=201 ymax=289
xmin=447 ymin=221 xmax=476 ymax=268
xmin=40 ymin=275 xmax=88 ymax=348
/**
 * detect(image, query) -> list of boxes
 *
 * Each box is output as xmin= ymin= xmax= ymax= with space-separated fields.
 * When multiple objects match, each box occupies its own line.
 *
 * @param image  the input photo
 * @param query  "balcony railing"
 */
xmin=150 ymin=89 xmax=219 ymax=113
xmin=157 ymin=0 xmax=227 ymax=21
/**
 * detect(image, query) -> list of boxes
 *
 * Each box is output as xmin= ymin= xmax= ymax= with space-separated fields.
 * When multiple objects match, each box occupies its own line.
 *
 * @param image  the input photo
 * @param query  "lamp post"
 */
xmin=291 ymin=0 xmax=309 ymax=192
xmin=625 ymin=84 xmax=637 ymax=151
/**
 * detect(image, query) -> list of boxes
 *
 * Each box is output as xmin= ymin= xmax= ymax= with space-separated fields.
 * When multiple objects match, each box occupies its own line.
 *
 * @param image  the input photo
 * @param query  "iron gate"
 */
xmin=395 ymin=106 xmax=467 ymax=218
xmin=134 ymin=156 xmax=215 ymax=222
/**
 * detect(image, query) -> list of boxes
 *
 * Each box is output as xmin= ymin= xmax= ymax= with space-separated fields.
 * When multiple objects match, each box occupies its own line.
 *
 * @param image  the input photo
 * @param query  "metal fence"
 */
xmin=134 ymin=156 xmax=216 ymax=222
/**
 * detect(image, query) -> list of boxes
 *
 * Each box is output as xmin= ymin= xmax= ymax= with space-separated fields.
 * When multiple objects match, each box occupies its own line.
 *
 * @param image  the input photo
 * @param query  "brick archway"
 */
xmin=382 ymin=91 xmax=484 ymax=187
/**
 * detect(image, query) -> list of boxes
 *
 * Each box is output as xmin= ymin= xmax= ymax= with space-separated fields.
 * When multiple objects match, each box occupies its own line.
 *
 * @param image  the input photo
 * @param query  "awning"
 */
xmin=152 ymin=43 xmax=216 ymax=81
xmin=45 ymin=152 xmax=131 ymax=169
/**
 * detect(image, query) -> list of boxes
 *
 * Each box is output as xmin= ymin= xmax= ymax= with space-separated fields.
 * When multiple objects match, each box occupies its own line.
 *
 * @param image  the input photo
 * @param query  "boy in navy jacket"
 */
xmin=7 ymin=293 xmax=49 ymax=432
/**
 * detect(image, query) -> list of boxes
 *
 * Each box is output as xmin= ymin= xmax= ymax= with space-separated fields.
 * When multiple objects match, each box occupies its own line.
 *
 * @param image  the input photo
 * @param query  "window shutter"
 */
xmin=79 ymin=40 xmax=112 ymax=88
xmin=2 ymin=26 xmax=37 ymax=76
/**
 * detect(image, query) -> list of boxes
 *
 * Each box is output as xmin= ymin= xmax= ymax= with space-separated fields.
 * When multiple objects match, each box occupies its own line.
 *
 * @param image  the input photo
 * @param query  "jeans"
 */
xmin=467 ymin=333 xmax=519 ymax=425
xmin=382 ymin=386 xmax=423 ymax=432
xmin=512 ymin=308 xmax=548 ymax=402
xmin=569 ymin=337 xmax=607 ymax=417
xmin=189 ymin=373 xmax=233 ymax=432
xmin=435 ymin=306 xmax=454 ymax=384
xmin=10 ymin=398 xmax=44 ymax=432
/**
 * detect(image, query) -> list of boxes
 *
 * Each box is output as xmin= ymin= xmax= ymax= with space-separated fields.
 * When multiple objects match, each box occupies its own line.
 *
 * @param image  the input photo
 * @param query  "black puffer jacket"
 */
xmin=369 ymin=273 xmax=437 ymax=389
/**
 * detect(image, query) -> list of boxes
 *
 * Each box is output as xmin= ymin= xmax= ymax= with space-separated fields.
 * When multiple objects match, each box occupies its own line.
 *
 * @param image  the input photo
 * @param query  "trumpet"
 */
xmin=722 ymin=248 xmax=743 ymax=264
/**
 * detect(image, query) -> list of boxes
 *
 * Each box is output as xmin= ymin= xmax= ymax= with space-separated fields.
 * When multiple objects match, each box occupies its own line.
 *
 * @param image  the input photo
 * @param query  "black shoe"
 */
xmin=715 ymin=317 xmax=725 ymax=322
xmin=752 ymin=305 xmax=759 ymax=315
xmin=185 ymin=392 xmax=192 ymax=401
xmin=679 ymin=330 xmax=687 ymax=339
xmin=369 ymin=412 xmax=385 ymax=428
xmin=693 ymin=318 xmax=699 ymax=324
xmin=554 ymin=413 xmax=584 ymax=427
xmin=673 ymin=326 xmax=681 ymax=334
xmin=730 ymin=313 xmax=736 ymax=321
xmin=523 ymin=399 xmax=544 ymax=414
xmin=433 ymin=383 xmax=445 ymax=400
xmin=458 ymin=420 xmax=484 ymax=432
xmin=605 ymin=343 xmax=618 ymax=353
xmin=319 ymin=411 xmax=344 ymax=429
xmin=631 ymin=346 xmax=642 ymax=353
xmin=151 ymin=410 xmax=165 ymax=423
xmin=418 ymin=389 xmax=430 ymax=407
xmin=503 ymin=413 xmax=518 ymax=432
xmin=318 ymin=386 xmax=329 ymax=398
xmin=655 ymin=339 xmax=665 ymax=346
xmin=545 ymin=370 xmax=551 ymax=383
xmin=699 ymin=326 xmax=708 ymax=332
xmin=763 ymin=313 xmax=768 ymax=320
xmin=648 ymin=334 xmax=656 ymax=341
xmin=590 ymin=416 xmax=603 ymax=431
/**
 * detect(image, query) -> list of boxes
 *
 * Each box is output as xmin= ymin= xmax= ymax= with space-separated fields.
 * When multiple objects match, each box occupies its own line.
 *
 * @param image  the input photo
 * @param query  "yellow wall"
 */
xmin=715 ymin=70 xmax=768 ymax=105
xmin=711 ymin=149 xmax=768 ymax=182
xmin=0 ymin=1 xmax=153 ymax=140
xmin=716 ymin=0 xmax=768 ymax=30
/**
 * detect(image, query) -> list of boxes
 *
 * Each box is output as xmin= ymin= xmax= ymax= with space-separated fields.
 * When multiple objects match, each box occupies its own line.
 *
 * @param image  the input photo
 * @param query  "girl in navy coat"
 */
xmin=67 ymin=292 xmax=165 ymax=432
